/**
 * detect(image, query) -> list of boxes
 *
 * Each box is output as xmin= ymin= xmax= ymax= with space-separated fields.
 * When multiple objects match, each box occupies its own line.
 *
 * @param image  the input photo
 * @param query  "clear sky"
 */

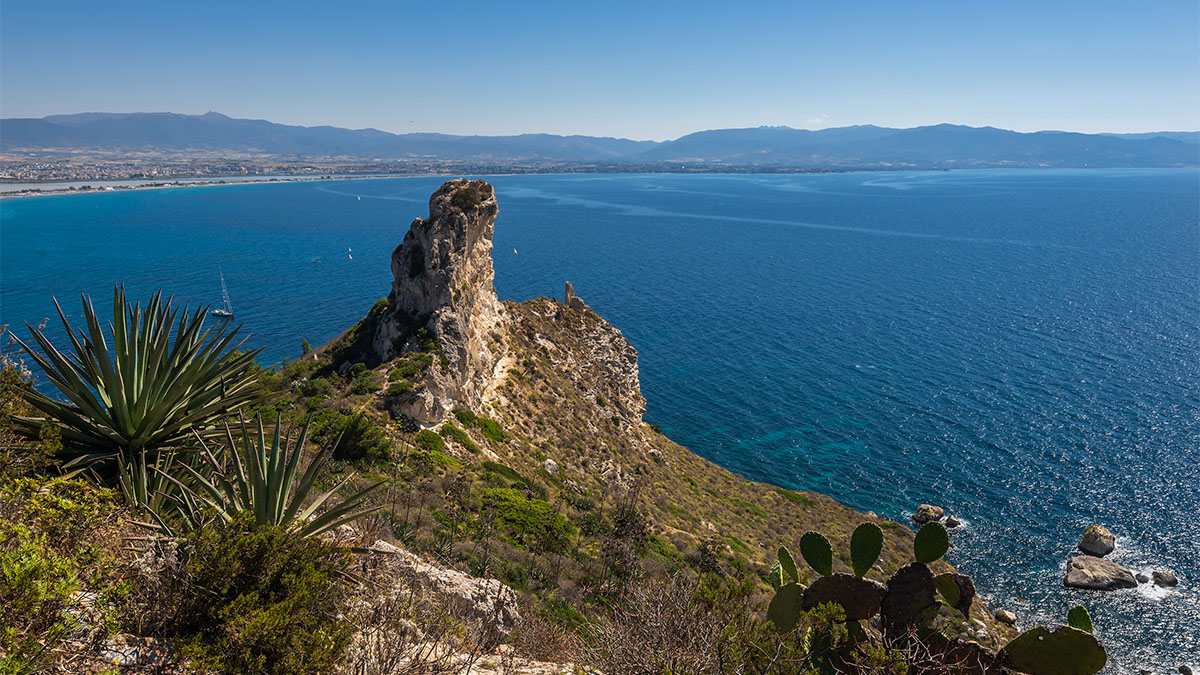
xmin=2 ymin=0 xmax=1197 ymax=140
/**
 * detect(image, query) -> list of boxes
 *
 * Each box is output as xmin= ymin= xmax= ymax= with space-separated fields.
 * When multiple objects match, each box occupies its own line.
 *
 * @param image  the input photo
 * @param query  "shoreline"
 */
xmin=0 ymin=173 xmax=422 ymax=200
xmin=3 ymin=165 xmax=1195 ymax=201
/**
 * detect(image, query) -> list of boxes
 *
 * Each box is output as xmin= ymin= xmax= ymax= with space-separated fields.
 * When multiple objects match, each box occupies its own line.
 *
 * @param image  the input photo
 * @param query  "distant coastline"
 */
xmin=0 ymin=165 xmax=924 ymax=200
xmin=0 ymin=174 xmax=407 ymax=199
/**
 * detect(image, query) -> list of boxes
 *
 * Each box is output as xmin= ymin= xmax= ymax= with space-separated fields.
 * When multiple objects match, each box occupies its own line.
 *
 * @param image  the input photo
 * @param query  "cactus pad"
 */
xmin=932 ymin=572 xmax=975 ymax=616
xmin=768 ymin=561 xmax=785 ymax=589
xmin=799 ymin=531 xmax=834 ymax=576
xmin=801 ymin=573 xmax=886 ymax=620
xmin=767 ymin=582 xmax=804 ymax=633
xmin=779 ymin=545 xmax=800 ymax=583
xmin=850 ymin=522 xmax=884 ymax=577
xmin=914 ymin=521 xmax=950 ymax=564
xmin=1001 ymin=625 xmax=1106 ymax=675
xmin=1067 ymin=605 xmax=1093 ymax=634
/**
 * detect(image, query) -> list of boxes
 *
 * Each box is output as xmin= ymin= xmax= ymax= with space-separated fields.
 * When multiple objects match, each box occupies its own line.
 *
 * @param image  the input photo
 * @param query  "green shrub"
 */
xmin=298 ymin=377 xmax=334 ymax=398
xmin=451 ymin=187 xmax=483 ymax=210
xmin=775 ymin=488 xmax=813 ymax=507
xmin=439 ymin=423 xmax=478 ymax=453
xmin=477 ymin=417 xmax=505 ymax=443
xmin=390 ymin=353 xmax=433 ymax=380
xmin=414 ymin=429 xmax=445 ymax=453
xmin=348 ymin=363 xmax=368 ymax=378
xmin=482 ymin=487 xmax=575 ymax=553
xmin=453 ymin=410 xmax=505 ymax=443
xmin=311 ymin=411 xmax=392 ymax=465
xmin=416 ymin=327 xmax=442 ymax=354
xmin=154 ymin=514 xmax=353 ymax=674
xmin=482 ymin=460 xmax=524 ymax=483
xmin=350 ymin=375 xmax=381 ymax=395
xmin=386 ymin=380 xmax=415 ymax=396
xmin=410 ymin=448 xmax=462 ymax=470
xmin=0 ymin=477 xmax=122 ymax=673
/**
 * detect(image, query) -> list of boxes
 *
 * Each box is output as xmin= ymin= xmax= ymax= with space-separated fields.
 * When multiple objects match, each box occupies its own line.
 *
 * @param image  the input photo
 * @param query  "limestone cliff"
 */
xmin=347 ymin=179 xmax=1015 ymax=659
xmin=370 ymin=179 xmax=507 ymax=425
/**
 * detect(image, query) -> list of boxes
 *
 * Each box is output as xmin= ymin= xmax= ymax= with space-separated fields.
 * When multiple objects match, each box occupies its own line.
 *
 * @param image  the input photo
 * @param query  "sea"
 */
xmin=1 ymin=169 xmax=1197 ymax=671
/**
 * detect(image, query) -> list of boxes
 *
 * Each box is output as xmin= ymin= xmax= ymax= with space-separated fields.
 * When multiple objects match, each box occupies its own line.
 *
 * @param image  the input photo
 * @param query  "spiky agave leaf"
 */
xmin=156 ymin=415 xmax=383 ymax=538
xmin=9 ymin=285 xmax=264 ymax=467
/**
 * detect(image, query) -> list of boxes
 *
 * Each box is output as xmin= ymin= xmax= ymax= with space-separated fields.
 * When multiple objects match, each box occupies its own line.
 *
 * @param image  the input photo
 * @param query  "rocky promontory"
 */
xmin=369 ymin=179 xmax=507 ymax=425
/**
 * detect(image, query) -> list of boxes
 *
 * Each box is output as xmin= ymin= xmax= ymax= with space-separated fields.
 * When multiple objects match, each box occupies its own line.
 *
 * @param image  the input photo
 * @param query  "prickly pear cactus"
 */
xmin=850 ymin=522 xmax=883 ymax=577
xmin=769 ymin=561 xmax=785 ymax=589
xmin=1001 ymin=625 xmax=1106 ymax=675
xmin=767 ymin=582 xmax=804 ymax=633
xmin=799 ymin=531 xmax=834 ymax=576
xmin=1067 ymin=605 xmax=1093 ymax=634
xmin=932 ymin=572 xmax=975 ymax=616
xmin=801 ymin=573 xmax=885 ymax=621
xmin=779 ymin=545 xmax=800 ymax=584
xmin=913 ymin=521 xmax=950 ymax=564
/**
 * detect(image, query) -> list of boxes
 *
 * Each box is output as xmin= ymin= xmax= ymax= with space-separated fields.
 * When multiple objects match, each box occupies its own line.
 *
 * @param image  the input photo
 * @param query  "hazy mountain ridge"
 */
xmin=2 ymin=112 xmax=1196 ymax=168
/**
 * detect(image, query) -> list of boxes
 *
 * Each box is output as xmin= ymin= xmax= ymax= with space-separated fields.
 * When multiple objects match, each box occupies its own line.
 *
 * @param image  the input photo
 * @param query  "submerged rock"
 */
xmin=1063 ymin=555 xmax=1137 ymax=591
xmin=1077 ymin=524 xmax=1115 ymax=557
xmin=1136 ymin=573 xmax=1150 ymax=584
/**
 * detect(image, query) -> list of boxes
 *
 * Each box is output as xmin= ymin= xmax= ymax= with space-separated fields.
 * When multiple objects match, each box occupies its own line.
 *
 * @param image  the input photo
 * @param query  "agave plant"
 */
xmin=149 ymin=415 xmax=384 ymax=539
xmin=9 ymin=285 xmax=264 ymax=467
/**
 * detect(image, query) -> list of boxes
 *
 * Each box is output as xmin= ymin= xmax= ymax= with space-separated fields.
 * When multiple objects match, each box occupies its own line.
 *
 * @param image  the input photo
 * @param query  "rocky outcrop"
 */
xmin=1077 ymin=524 xmax=1115 ymax=557
xmin=1152 ymin=571 xmax=1178 ymax=587
xmin=994 ymin=609 xmax=1017 ymax=625
xmin=564 ymin=281 xmax=589 ymax=311
xmin=913 ymin=504 xmax=944 ymax=524
xmin=371 ymin=180 xmax=507 ymax=424
xmin=367 ymin=540 xmax=521 ymax=641
xmin=1063 ymin=555 xmax=1137 ymax=590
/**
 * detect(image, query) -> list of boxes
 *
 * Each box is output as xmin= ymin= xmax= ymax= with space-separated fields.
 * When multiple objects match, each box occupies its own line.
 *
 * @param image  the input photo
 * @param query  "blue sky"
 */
xmin=2 ymin=1 xmax=1197 ymax=139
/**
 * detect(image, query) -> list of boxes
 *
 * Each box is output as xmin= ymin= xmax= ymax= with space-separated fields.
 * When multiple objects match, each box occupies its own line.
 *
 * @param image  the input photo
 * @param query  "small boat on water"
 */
xmin=211 ymin=266 xmax=234 ymax=318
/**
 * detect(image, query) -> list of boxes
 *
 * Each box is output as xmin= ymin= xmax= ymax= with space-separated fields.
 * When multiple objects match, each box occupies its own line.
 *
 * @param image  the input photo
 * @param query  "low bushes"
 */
xmin=142 ymin=513 xmax=352 ymax=675
xmin=453 ymin=410 xmax=506 ymax=443
xmin=309 ymin=409 xmax=392 ymax=465
xmin=0 ymin=477 xmax=123 ymax=673
xmin=482 ymin=487 xmax=575 ymax=554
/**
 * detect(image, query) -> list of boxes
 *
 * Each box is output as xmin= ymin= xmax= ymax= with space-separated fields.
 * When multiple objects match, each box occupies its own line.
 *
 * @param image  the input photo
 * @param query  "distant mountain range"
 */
xmin=2 ymin=112 xmax=1197 ymax=168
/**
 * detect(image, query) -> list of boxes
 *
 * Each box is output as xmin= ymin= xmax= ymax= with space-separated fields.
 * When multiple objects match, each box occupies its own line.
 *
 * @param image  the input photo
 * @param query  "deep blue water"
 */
xmin=2 ymin=170 xmax=1197 ymax=671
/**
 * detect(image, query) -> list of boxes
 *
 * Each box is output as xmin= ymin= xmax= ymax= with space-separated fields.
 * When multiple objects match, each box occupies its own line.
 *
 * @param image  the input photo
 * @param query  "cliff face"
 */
xmin=352 ymin=179 xmax=1014 ymax=657
xmin=371 ymin=180 xmax=507 ymax=425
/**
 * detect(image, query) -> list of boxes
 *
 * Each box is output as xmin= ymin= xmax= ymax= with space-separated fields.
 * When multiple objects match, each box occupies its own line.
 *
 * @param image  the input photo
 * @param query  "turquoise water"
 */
xmin=2 ymin=170 xmax=1197 ymax=670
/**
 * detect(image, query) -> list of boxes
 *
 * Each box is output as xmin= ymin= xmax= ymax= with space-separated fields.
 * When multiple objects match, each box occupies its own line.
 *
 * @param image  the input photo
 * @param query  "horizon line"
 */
xmin=5 ymin=110 xmax=1198 ymax=143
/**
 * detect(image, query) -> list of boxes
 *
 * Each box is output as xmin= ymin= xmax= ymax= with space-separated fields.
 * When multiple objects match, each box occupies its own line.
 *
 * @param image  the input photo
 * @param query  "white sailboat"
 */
xmin=211 ymin=267 xmax=234 ymax=318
